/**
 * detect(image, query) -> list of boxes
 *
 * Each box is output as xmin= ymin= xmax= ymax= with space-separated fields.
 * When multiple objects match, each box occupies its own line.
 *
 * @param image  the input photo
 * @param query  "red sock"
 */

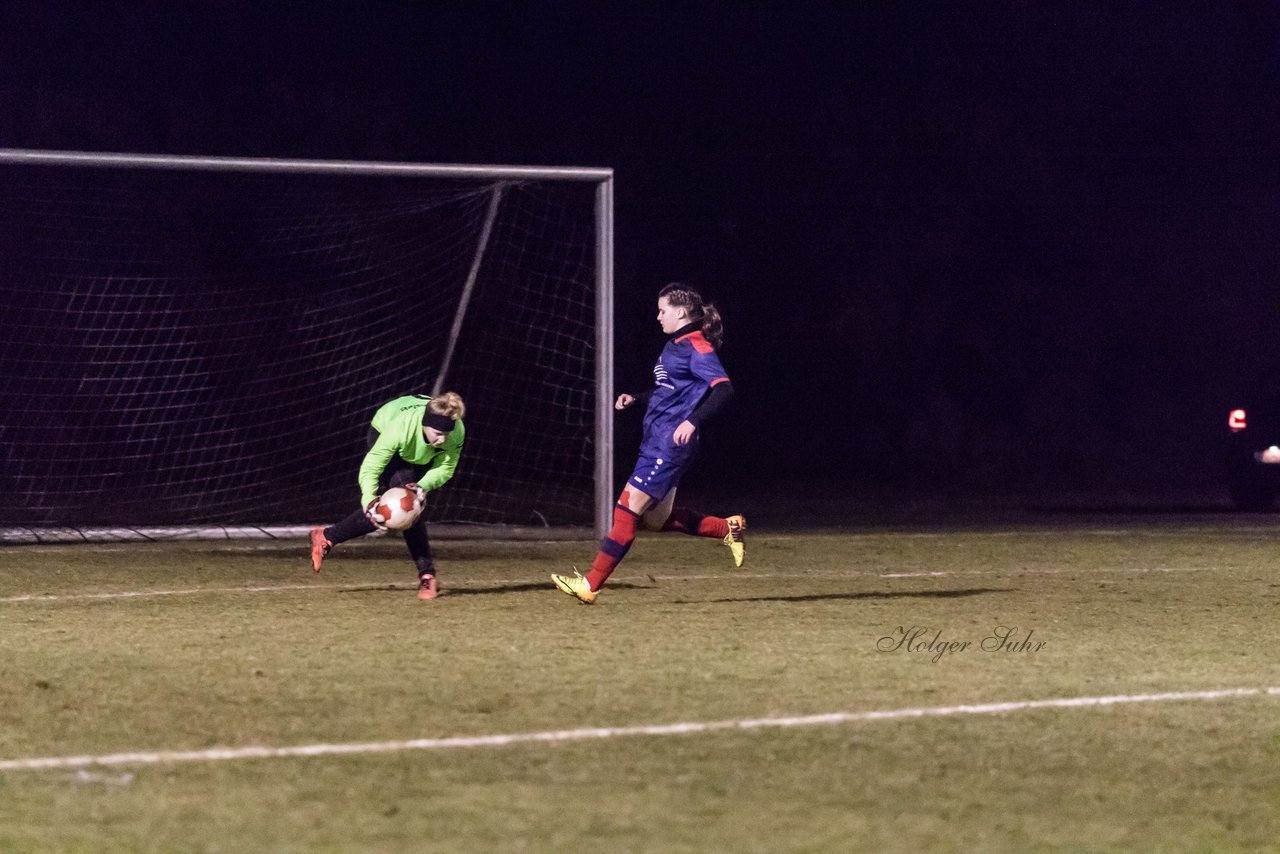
xmin=585 ymin=505 xmax=638 ymax=591
xmin=661 ymin=506 xmax=729 ymax=539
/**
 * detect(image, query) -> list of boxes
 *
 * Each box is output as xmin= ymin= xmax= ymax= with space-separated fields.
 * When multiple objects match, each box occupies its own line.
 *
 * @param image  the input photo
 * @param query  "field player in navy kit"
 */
xmin=552 ymin=283 xmax=744 ymax=604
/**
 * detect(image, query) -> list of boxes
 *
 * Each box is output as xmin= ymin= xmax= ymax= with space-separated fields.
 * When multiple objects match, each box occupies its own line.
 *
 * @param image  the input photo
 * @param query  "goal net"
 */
xmin=0 ymin=150 xmax=614 ymax=542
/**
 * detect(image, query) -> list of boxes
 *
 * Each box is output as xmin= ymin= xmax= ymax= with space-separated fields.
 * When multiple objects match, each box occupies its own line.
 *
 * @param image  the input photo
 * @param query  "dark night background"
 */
xmin=3 ymin=1 xmax=1279 ymax=511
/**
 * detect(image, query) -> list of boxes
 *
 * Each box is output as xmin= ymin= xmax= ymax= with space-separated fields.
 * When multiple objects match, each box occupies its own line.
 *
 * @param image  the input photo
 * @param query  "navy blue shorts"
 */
xmin=627 ymin=451 xmax=690 ymax=500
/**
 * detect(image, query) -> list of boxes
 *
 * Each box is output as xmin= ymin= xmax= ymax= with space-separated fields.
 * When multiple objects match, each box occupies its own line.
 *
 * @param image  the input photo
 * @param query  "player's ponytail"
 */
xmin=699 ymin=302 xmax=723 ymax=350
xmin=658 ymin=282 xmax=724 ymax=349
xmin=430 ymin=392 xmax=466 ymax=420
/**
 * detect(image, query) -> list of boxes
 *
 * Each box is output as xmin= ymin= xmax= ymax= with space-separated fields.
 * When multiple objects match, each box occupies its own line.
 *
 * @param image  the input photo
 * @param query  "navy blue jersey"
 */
xmin=640 ymin=328 xmax=729 ymax=461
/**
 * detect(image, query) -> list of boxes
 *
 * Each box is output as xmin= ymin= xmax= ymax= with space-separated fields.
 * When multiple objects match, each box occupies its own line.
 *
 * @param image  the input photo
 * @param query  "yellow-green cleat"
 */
xmin=551 ymin=568 xmax=598 ymax=604
xmin=723 ymin=515 xmax=747 ymax=567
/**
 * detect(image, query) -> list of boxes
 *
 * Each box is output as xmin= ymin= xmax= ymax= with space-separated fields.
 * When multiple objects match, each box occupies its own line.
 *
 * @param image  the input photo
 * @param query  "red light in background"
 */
xmin=1229 ymin=409 xmax=1247 ymax=431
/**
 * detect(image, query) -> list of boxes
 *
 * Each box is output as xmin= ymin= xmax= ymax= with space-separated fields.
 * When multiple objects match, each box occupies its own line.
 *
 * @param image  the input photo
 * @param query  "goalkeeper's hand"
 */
xmin=364 ymin=497 xmax=387 ymax=529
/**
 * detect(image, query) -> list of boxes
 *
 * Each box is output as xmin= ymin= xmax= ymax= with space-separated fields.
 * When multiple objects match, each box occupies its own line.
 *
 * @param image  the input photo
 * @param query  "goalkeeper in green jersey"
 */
xmin=309 ymin=392 xmax=466 ymax=600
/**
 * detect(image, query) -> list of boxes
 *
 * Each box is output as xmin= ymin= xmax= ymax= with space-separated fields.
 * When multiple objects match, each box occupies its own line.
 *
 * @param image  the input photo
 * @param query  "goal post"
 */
xmin=0 ymin=148 xmax=615 ymax=543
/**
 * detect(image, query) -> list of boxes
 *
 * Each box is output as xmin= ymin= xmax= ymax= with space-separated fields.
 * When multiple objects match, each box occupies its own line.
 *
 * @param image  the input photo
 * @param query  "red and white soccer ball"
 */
xmin=366 ymin=485 xmax=425 ymax=531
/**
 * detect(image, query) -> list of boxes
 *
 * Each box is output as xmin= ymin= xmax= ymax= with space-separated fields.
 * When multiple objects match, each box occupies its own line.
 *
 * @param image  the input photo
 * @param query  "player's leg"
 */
xmin=640 ymin=487 xmax=677 ymax=531
xmin=587 ymin=483 xmax=652 ymax=590
xmin=403 ymin=518 xmax=438 ymax=600
xmin=658 ymin=503 xmax=747 ymax=568
xmin=640 ymin=484 xmax=747 ymax=568
xmin=311 ymin=507 xmax=377 ymax=571
xmin=386 ymin=460 xmax=438 ymax=598
xmin=310 ymin=431 xmax=412 ymax=573
xmin=552 ymin=482 xmax=653 ymax=604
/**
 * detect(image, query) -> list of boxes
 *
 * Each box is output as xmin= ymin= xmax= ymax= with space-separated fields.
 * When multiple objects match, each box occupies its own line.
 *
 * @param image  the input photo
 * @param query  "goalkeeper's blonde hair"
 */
xmin=429 ymin=391 xmax=466 ymax=420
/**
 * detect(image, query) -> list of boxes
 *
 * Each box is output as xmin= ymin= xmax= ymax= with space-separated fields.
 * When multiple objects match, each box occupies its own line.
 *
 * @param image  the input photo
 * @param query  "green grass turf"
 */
xmin=1 ymin=516 xmax=1279 ymax=851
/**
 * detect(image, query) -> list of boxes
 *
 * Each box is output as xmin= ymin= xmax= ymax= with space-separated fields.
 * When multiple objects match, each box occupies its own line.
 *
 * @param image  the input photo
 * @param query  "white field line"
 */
xmin=2 ymin=687 xmax=1276 ymax=772
xmin=0 ymin=584 xmax=346 ymax=603
xmin=878 ymin=566 xmax=1213 ymax=578
xmin=763 ymin=527 xmax=1280 ymax=541
xmin=0 ymin=564 xmax=1229 ymax=604
xmin=9 ymin=525 xmax=1276 ymax=555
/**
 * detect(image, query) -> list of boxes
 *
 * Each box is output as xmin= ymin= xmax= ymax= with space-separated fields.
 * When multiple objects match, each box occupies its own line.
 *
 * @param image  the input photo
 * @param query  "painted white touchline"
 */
xmin=0 ymin=565 xmax=1232 ymax=603
xmin=0 ymin=584 xmax=349 ymax=603
xmin=875 ymin=567 xmax=1216 ymax=579
xmin=879 ymin=571 xmax=950 ymax=578
xmin=2 ymin=687 xmax=1275 ymax=772
xmin=766 ymin=529 xmax=1280 ymax=541
xmin=0 ymin=577 xmax=762 ymax=603
xmin=648 ymin=573 xmax=775 ymax=581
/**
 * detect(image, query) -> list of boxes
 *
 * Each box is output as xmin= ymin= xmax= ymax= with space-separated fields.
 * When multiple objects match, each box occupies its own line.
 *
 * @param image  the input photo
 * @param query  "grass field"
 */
xmin=2 ymin=512 xmax=1279 ymax=852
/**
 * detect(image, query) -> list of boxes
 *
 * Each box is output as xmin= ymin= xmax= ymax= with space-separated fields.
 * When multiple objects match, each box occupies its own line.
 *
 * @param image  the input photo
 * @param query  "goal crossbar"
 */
xmin=0 ymin=148 xmax=613 ymax=182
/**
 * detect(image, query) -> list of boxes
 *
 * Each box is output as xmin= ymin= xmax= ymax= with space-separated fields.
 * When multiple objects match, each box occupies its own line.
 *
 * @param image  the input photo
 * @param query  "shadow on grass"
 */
xmin=336 ymin=581 xmax=651 ymax=596
xmin=682 ymin=587 xmax=1016 ymax=604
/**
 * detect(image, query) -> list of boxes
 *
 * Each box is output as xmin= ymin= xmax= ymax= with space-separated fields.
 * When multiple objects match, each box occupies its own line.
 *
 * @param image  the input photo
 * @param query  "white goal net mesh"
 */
xmin=0 ymin=158 xmax=603 ymax=532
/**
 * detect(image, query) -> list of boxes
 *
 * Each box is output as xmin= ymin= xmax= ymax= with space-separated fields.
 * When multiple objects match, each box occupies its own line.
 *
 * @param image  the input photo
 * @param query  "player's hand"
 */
xmin=405 ymin=482 xmax=425 ymax=497
xmin=672 ymin=420 xmax=696 ymax=445
xmin=364 ymin=497 xmax=387 ymax=529
xmin=615 ymin=394 xmax=635 ymax=410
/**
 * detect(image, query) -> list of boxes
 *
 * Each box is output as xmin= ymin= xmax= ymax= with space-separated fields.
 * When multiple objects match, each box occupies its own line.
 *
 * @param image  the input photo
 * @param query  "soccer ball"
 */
xmin=366 ymin=486 xmax=425 ymax=531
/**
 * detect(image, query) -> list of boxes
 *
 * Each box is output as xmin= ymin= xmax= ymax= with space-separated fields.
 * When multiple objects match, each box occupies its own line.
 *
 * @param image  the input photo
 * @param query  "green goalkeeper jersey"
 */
xmin=358 ymin=395 xmax=466 ymax=507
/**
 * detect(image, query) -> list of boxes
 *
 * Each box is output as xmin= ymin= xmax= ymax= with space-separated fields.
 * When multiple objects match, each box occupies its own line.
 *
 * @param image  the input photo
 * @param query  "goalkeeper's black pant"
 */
xmin=323 ymin=429 xmax=436 ymax=576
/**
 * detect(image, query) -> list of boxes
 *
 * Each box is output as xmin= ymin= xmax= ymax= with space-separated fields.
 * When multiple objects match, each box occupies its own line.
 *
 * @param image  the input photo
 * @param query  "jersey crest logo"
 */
xmin=653 ymin=359 xmax=674 ymax=390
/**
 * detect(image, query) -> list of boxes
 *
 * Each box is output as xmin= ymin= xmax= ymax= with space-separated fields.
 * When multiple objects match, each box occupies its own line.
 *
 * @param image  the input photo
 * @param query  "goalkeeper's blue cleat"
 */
xmin=551 ymin=568 xmax=597 ymax=604
xmin=309 ymin=527 xmax=332 ymax=573
xmin=723 ymin=515 xmax=746 ymax=568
